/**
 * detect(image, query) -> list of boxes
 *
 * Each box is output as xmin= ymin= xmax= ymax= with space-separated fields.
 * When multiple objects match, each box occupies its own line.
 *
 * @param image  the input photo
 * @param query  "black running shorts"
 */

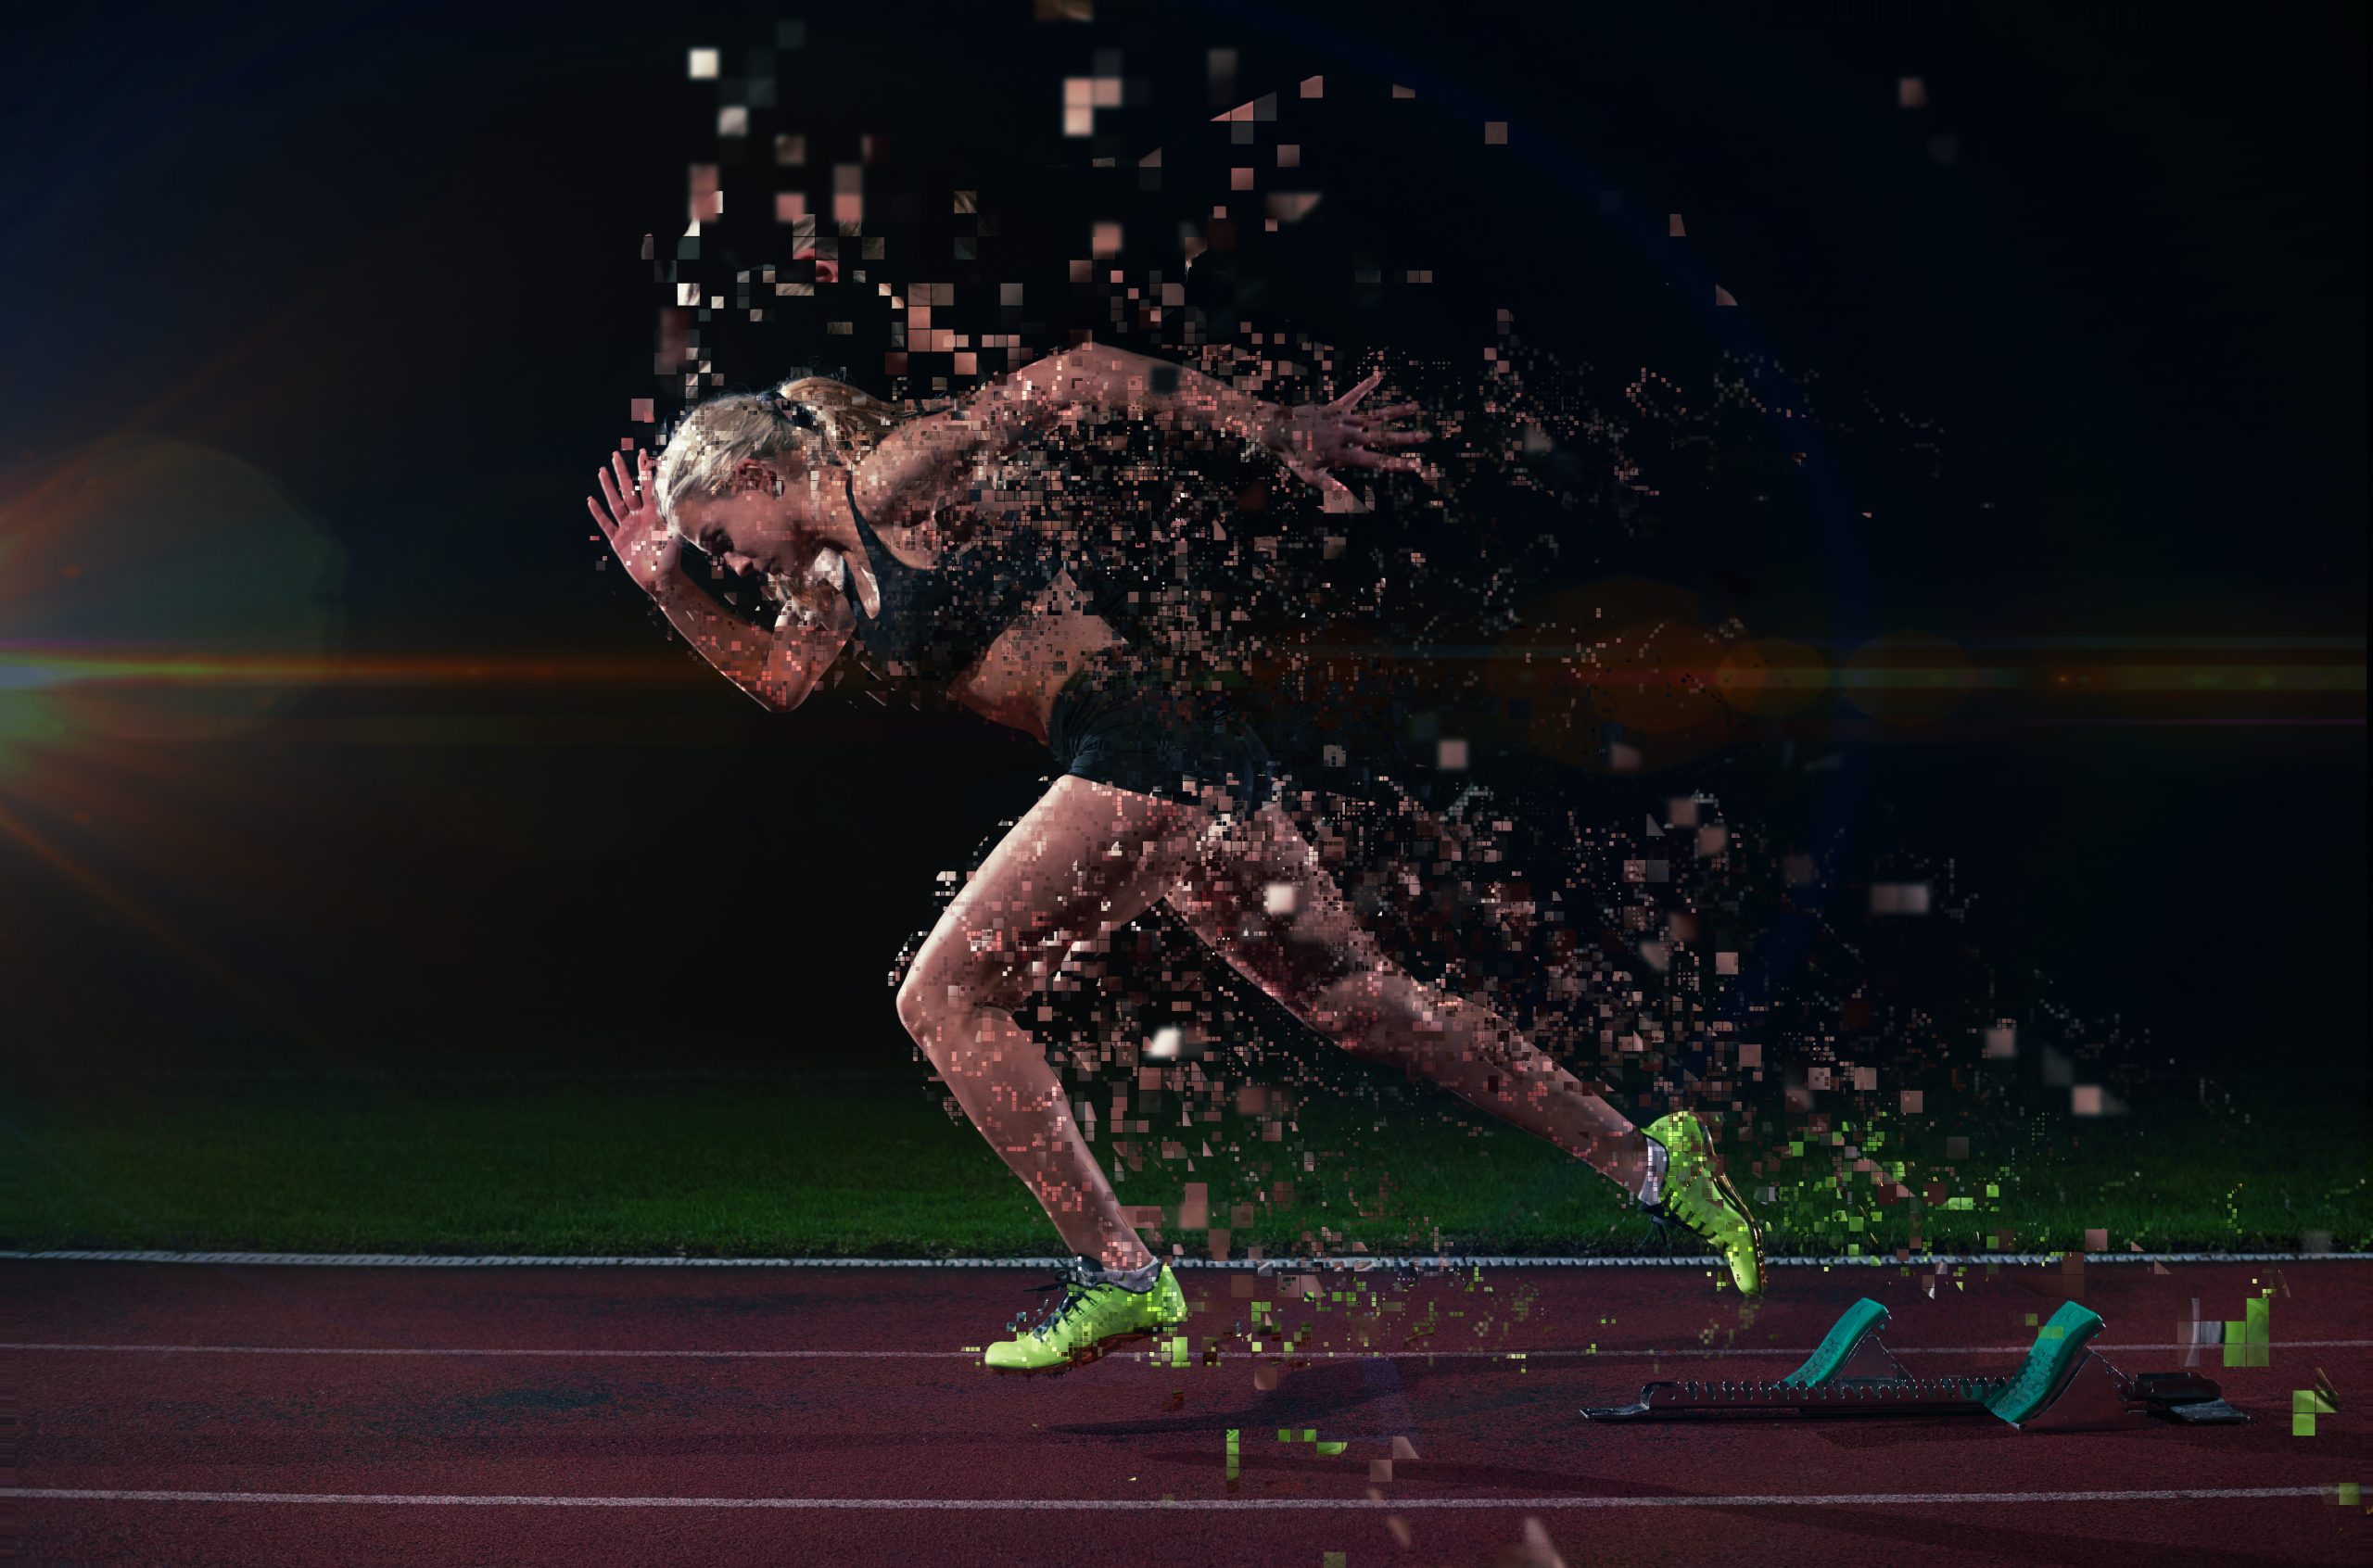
xmin=1044 ymin=649 xmax=1277 ymax=812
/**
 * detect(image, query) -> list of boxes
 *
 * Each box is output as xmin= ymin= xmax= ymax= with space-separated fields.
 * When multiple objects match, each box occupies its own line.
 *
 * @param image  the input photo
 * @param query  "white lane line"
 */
xmin=7 ymin=1340 xmax=2368 ymax=1360
xmin=1 ymin=1486 xmax=2339 ymax=1511
xmin=5 ymin=1251 xmax=2366 ymax=1269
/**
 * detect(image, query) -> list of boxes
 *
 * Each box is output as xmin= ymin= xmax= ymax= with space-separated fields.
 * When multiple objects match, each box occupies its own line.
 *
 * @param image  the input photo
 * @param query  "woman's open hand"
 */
xmin=587 ymin=448 xmax=679 ymax=596
xmin=1271 ymin=371 xmax=1433 ymax=512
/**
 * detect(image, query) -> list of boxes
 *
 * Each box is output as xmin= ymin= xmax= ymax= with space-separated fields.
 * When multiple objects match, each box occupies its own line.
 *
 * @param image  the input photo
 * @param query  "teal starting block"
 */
xmin=1777 ymin=1296 xmax=1906 ymax=1387
xmin=1583 ymin=1296 xmax=2247 ymax=1429
xmin=1986 ymin=1299 xmax=2106 ymax=1425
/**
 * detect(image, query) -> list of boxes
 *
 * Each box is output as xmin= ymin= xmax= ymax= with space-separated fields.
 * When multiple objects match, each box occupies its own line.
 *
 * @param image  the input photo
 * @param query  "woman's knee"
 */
xmin=895 ymin=943 xmax=1025 ymax=1056
xmin=895 ymin=959 xmax=965 ymax=1047
xmin=1302 ymin=966 xmax=1417 ymax=1058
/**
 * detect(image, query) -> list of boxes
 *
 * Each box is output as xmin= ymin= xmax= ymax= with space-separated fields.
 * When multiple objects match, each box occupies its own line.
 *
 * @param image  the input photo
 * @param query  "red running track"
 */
xmin=5 ymin=1258 xmax=2367 ymax=1566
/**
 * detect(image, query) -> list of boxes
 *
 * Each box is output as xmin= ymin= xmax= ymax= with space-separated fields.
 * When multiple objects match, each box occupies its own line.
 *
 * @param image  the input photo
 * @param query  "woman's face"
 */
xmin=674 ymin=458 xmax=810 ymax=582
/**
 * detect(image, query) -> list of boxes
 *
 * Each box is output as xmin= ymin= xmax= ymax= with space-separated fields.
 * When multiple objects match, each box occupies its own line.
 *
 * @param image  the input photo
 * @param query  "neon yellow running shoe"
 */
xmin=983 ymin=1258 xmax=1188 ymax=1373
xmin=1640 ymin=1110 xmax=1766 ymax=1297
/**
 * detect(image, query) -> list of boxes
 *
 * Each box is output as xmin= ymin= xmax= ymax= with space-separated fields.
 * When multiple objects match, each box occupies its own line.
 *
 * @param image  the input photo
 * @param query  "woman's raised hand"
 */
xmin=588 ymin=448 xmax=679 ymax=596
xmin=1273 ymin=371 xmax=1434 ymax=512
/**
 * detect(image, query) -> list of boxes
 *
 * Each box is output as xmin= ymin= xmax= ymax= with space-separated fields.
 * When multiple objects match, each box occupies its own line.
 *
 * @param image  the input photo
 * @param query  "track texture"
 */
xmin=7 ymin=1258 xmax=2367 ymax=1565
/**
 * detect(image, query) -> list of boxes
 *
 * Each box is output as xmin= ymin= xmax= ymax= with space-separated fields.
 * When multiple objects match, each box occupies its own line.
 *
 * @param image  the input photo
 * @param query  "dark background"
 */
xmin=0 ymin=0 xmax=2360 ymax=1101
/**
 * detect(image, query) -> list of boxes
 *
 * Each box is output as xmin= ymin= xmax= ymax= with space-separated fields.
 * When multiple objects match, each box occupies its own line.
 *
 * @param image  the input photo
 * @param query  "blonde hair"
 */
xmin=654 ymin=376 xmax=912 ymax=625
xmin=774 ymin=375 xmax=906 ymax=461
xmin=654 ymin=376 xmax=908 ymax=535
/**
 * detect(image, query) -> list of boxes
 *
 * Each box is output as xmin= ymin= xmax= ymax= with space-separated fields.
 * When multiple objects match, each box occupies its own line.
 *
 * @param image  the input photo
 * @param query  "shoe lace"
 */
xmin=1013 ymin=1260 xmax=1103 ymax=1339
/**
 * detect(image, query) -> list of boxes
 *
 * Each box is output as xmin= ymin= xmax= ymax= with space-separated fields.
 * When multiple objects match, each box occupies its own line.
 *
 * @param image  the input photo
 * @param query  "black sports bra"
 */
xmin=837 ymin=467 xmax=1075 ymax=689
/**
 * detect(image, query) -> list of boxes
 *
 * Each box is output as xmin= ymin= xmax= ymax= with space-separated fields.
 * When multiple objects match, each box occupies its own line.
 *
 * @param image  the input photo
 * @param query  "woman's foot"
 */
xmin=1639 ymin=1110 xmax=1766 ymax=1296
xmin=983 ymin=1257 xmax=1188 ymax=1372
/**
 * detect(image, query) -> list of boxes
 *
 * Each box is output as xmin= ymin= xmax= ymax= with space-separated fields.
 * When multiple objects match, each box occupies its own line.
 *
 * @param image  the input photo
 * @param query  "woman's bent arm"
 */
xmin=651 ymin=565 xmax=846 ymax=713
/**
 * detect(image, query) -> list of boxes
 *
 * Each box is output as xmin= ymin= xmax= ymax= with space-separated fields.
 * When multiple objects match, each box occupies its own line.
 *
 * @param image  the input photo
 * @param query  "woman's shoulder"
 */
xmin=872 ymin=458 xmax=1064 ymax=552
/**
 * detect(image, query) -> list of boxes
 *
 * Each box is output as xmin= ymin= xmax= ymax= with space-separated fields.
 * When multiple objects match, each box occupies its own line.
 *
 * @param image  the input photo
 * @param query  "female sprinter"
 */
xmin=586 ymin=345 xmax=1763 ymax=1372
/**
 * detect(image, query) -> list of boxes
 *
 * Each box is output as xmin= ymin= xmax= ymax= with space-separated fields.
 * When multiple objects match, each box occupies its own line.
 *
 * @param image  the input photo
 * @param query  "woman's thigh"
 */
xmin=1162 ymin=802 xmax=1388 ymax=1015
xmin=900 ymin=776 xmax=1209 ymax=1021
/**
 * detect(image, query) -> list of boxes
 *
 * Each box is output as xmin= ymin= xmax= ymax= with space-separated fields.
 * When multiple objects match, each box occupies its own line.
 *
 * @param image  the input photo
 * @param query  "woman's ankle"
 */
xmin=1090 ymin=1247 xmax=1161 ymax=1287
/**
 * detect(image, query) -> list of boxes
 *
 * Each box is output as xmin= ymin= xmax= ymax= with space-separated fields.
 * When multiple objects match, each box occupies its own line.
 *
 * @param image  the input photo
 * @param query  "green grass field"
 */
xmin=5 ymin=1062 xmax=2364 ymax=1258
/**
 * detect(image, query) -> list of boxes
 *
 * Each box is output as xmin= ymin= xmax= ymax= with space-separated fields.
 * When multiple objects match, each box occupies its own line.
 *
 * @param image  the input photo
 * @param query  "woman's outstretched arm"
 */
xmin=856 ymin=345 xmax=1428 ymax=521
xmin=995 ymin=341 xmax=1280 ymax=444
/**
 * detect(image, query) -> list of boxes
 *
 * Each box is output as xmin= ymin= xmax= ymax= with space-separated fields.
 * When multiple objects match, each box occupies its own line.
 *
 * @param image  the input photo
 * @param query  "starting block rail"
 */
xmin=1583 ymin=1298 xmax=2250 ymax=1430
